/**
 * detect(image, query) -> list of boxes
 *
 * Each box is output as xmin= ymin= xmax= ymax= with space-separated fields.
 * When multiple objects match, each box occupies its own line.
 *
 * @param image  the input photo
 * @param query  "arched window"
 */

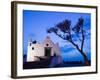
xmin=30 ymin=43 xmax=31 ymax=46
xmin=46 ymin=43 xmax=49 ymax=46
xmin=32 ymin=47 xmax=34 ymax=50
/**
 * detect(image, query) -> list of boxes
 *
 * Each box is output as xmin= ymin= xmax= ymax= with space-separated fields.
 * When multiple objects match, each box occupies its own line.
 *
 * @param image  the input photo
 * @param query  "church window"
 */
xmin=46 ymin=43 xmax=49 ymax=46
xmin=30 ymin=43 xmax=31 ymax=46
xmin=32 ymin=47 xmax=34 ymax=50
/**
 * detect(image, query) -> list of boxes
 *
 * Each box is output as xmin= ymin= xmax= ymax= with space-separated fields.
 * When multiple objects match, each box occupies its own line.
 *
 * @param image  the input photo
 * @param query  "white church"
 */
xmin=27 ymin=36 xmax=62 ymax=64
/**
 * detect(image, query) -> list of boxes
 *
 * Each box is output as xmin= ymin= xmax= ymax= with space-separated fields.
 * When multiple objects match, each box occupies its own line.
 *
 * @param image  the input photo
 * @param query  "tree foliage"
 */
xmin=72 ymin=17 xmax=84 ymax=33
xmin=47 ymin=17 xmax=89 ymax=65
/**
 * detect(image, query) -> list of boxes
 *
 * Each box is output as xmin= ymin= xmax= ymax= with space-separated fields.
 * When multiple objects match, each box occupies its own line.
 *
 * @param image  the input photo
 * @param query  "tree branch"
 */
xmin=54 ymin=32 xmax=66 ymax=40
xmin=81 ymin=28 xmax=85 ymax=51
xmin=52 ymin=30 xmax=88 ymax=62
xmin=69 ymin=40 xmax=81 ymax=52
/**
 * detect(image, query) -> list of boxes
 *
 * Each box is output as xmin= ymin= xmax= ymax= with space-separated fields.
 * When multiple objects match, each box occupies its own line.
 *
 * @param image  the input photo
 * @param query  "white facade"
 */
xmin=27 ymin=36 xmax=61 ymax=62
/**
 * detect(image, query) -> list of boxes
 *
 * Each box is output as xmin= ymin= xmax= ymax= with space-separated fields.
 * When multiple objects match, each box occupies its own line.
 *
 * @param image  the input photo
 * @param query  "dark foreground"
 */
xmin=23 ymin=57 xmax=91 ymax=69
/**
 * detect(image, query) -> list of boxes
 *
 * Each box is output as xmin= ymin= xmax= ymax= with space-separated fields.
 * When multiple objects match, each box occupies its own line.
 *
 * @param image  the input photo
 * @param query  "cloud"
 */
xmin=60 ymin=45 xmax=75 ymax=53
xmin=61 ymin=49 xmax=83 ymax=61
xmin=60 ymin=37 xmax=91 ymax=61
xmin=28 ymin=33 xmax=37 ymax=40
xmin=29 ymin=33 xmax=35 ymax=37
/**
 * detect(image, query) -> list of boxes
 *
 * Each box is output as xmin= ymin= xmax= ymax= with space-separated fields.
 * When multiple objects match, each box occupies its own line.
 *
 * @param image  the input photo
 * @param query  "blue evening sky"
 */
xmin=23 ymin=10 xmax=91 ymax=61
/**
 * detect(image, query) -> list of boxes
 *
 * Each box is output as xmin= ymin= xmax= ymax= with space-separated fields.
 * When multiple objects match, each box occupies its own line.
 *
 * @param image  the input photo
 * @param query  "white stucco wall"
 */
xmin=52 ymin=43 xmax=61 ymax=56
xmin=27 ymin=36 xmax=61 ymax=62
xmin=27 ymin=42 xmax=44 ymax=61
xmin=43 ymin=36 xmax=54 ymax=56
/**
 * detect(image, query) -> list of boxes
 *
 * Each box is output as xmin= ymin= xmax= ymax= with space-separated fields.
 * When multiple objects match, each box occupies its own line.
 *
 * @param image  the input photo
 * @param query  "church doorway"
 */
xmin=45 ymin=47 xmax=51 ymax=57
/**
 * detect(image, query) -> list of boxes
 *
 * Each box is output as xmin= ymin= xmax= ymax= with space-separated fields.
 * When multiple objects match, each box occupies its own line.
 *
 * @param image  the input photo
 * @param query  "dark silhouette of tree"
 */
xmin=47 ymin=17 xmax=89 ymax=65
